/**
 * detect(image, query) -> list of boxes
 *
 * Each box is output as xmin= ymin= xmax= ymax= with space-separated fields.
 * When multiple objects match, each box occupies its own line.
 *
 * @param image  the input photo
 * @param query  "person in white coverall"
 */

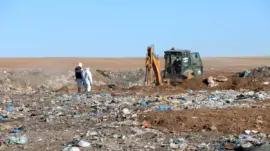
xmin=83 ymin=67 xmax=93 ymax=93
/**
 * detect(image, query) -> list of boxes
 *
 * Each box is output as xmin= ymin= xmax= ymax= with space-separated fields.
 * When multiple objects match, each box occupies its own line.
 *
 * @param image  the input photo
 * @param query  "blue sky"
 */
xmin=0 ymin=0 xmax=269 ymax=57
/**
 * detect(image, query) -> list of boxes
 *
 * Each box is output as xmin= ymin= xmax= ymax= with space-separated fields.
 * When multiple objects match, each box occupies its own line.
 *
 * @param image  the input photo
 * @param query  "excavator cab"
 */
xmin=145 ymin=45 xmax=203 ymax=86
xmin=163 ymin=48 xmax=203 ymax=81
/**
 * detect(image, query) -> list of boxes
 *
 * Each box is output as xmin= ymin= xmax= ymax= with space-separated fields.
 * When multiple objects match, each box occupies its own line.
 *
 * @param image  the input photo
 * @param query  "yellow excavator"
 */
xmin=145 ymin=45 xmax=203 ymax=86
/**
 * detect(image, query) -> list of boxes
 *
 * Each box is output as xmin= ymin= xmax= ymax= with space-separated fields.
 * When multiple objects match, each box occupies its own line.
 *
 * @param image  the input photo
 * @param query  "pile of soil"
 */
xmin=96 ymin=69 xmax=145 ymax=87
xmin=139 ymin=107 xmax=270 ymax=134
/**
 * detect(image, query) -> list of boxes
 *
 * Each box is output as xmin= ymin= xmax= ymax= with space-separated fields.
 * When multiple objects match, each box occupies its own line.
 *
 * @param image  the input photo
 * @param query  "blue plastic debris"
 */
xmin=0 ymin=116 xmax=4 ymax=121
xmin=139 ymin=102 xmax=148 ymax=107
xmin=86 ymin=93 xmax=91 ymax=98
xmin=174 ymin=138 xmax=185 ymax=144
xmin=99 ymin=93 xmax=106 ymax=97
xmin=187 ymin=89 xmax=193 ymax=93
xmin=6 ymin=104 xmax=13 ymax=112
xmin=208 ymin=95 xmax=217 ymax=101
xmin=10 ymin=128 xmax=21 ymax=133
xmin=242 ymin=70 xmax=250 ymax=77
xmin=71 ymin=93 xmax=77 ymax=97
xmin=234 ymin=139 xmax=241 ymax=144
xmin=156 ymin=105 xmax=169 ymax=111
xmin=199 ymin=90 xmax=208 ymax=93
xmin=24 ymin=92 xmax=32 ymax=95
xmin=177 ymin=97 xmax=185 ymax=102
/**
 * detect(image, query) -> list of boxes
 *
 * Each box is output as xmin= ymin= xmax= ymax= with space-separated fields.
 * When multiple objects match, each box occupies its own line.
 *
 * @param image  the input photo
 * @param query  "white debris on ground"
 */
xmin=207 ymin=76 xmax=228 ymax=87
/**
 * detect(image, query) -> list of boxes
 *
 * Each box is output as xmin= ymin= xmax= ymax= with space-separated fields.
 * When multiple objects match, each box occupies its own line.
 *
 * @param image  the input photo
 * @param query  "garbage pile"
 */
xmin=248 ymin=66 xmax=270 ymax=79
xmin=0 ymin=88 xmax=269 ymax=150
xmin=138 ymin=90 xmax=270 ymax=110
xmin=168 ymin=130 xmax=270 ymax=150
xmin=1 ymin=67 xmax=270 ymax=150
xmin=236 ymin=66 xmax=270 ymax=81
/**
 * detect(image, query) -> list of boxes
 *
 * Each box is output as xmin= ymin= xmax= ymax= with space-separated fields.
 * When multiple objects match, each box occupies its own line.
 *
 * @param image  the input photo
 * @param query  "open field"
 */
xmin=0 ymin=56 xmax=270 ymax=71
xmin=0 ymin=56 xmax=270 ymax=150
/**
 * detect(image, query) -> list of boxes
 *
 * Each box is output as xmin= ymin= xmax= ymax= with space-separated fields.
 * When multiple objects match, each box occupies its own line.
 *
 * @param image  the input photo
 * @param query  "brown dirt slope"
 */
xmin=1 ymin=56 xmax=270 ymax=93
xmin=139 ymin=107 xmax=270 ymax=134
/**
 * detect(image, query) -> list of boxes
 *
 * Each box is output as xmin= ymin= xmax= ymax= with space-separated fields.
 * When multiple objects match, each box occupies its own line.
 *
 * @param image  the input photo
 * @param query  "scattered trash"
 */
xmin=6 ymin=104 xmax=13 ymax=112
xmin=236 ymin=69 xmax=250 ymax=77
xmin=198 ymin=90 xmax=208 ymax=93
xmin=0 ymin=67 xmax=269 ymax=150
xmin=187 ymin=89 xmax=193 ymax=93
xmin=6 ymin=135 xmax=28 ymax=144
xmin=0 ymin=116 xmax=5 ymax=121
xmin=169 ymin=138 xmax=187 ymax=149
xmin=207 ymin=76 xmax=218 ymax=87
xmin=167 ymin=96 xmax=174 ymax=100
xmin=142 ymin=121 xmax=150 ymax=127
xmin=158 ymin=97 xmax=168 ymax=101
xmin=207 ymin=76 xmax=228 ymax=87
xmin=215 ymin=75 xmax=228 ymax=82
xmin=244 ymin=130 xmax=251 ymax=135
xmin=208 ymin=95 xmax=217 ymax=101
xmin=99 ymin=93 xmax=107 ymax=97
xmin=262 ymin=81 xmax=269 ymax=85
xmin=139 ymin=102 xmax=148 ymax=107
xmin=177 ymin=97 xmax=185 ymax=102
xmin=63 ymin=146 xmax=80 ymax=151
xmin=156 ymin=105 xmax=169 ymax=111
xmin=122 ymin=108 xmax=131 ymax=115
xmin=10 ymin=128 xmax=21 ymax=133
xmin=77 ymin=140 xmax=90 ymax=147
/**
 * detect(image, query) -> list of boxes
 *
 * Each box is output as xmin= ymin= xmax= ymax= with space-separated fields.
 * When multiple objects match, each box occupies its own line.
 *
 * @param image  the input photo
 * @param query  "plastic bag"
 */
xmin=6 ymin=135 xmax=28 ymax=144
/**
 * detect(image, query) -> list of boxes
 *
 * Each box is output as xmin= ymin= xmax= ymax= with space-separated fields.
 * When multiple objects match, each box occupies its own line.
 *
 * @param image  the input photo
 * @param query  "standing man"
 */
xmin=75 ymin=62 xmax=84 ymax=93
xmin=83 ymin=67 xmax=93 ymax=93
xmin=172 ymin=57 xmax=181 ymax=74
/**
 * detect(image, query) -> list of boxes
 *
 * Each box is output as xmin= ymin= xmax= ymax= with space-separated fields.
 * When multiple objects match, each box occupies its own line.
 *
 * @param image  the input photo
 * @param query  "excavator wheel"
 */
xmin=182 ymin=69 xmax=195 ymax=80
xmin=165 ymin=79 xmax=170 ymax=85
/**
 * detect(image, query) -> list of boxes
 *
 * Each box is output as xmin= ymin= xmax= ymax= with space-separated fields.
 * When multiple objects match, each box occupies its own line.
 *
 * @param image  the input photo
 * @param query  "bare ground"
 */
xmin=0 ymin=56 xmax=270 ymax=150
xmin=0 ymin=56 xmax=270 ymax=71
xmin=139 ymin=106 xmax=270 ymax=134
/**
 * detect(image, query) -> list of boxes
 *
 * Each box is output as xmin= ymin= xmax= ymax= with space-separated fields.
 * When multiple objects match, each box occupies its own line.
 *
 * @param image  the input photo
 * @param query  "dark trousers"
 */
xmin=175 ymin=69 xmax=181 ymax=74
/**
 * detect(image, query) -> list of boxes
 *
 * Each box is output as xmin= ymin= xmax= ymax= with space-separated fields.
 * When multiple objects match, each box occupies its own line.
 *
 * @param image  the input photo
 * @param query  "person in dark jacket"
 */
xmin=75 ymin=62 xmax=84 ymax=93
xmin=172 ymin=57 xmax=181 ymax=74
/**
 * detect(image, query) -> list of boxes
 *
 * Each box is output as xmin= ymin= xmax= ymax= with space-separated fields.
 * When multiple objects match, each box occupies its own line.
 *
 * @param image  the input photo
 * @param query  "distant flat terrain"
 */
xmin=0 ymin=57 xmax=269 ymax=73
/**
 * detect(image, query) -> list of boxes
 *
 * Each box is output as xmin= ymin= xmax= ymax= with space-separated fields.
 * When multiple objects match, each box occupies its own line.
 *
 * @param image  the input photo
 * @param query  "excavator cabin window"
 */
xmin=165 ymin=53 xmax=182 ymax=74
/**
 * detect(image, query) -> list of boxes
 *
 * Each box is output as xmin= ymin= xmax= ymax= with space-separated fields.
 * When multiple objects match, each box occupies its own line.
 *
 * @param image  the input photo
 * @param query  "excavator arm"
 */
xmin=145 ymin=45 xmax=163 ymax=86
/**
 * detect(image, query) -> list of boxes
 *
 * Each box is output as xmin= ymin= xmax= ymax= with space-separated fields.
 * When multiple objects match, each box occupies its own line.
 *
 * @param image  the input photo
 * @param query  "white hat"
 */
xmin=78 ymin=62 xmax=82 ymax=67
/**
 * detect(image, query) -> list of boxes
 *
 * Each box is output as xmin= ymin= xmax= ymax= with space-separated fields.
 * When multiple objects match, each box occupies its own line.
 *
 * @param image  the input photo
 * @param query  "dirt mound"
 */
xmin=139 ymin=107 xmax=270 ymax=134
xmin=96 ymin=69 xmax=145 ymax=87
xmin=175 ymin=77 xmax=208 ymax=90
xmin=0 ymin=68 xmax=146 ymax=93
xmin=1 ymin=66 xmax=269 ymax=95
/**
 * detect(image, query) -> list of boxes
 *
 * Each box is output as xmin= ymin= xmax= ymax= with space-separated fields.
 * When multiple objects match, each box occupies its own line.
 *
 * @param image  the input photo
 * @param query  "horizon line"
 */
xmin=0 ymin=55 xmax=269 ymax=59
